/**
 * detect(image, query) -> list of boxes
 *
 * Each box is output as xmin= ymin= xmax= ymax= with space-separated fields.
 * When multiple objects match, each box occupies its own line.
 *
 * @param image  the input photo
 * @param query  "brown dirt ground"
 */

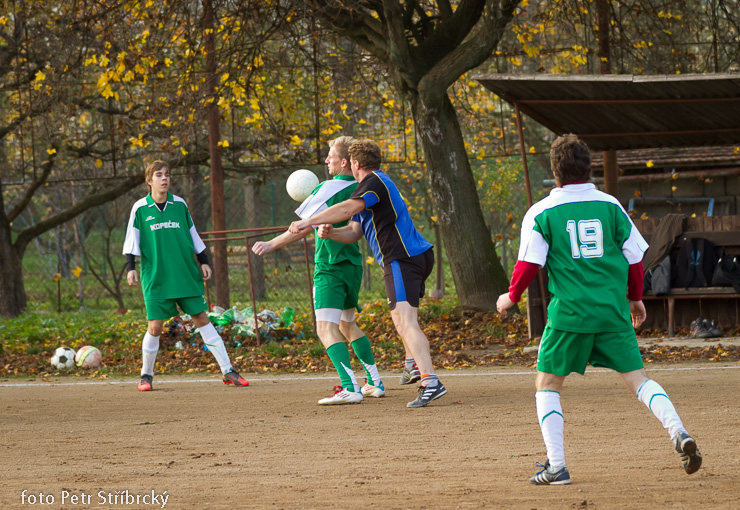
xmin=1 ymin=363 xmax=738 ymax=510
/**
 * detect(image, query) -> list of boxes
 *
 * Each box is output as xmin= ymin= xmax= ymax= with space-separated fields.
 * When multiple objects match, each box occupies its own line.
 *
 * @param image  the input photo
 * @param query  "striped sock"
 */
xmin=421 ymin=374 xmax=439 ymax=387
xmin=637 ymin=379 xmax=685 ymax=438
xmin=404 ymin=357 xmax=416 ymax=370
xmin=536 ymin=390 xmax=566 ymax=468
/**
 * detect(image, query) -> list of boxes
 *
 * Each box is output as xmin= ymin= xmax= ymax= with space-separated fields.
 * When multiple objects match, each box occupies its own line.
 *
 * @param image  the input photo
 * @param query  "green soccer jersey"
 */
xmin=123 ymin=192 xmax=207 ymax=300
xmin=518 ymin=184 xmax=648 ymax=333
xmin=295 ymin=174 xmax=362 ymax=267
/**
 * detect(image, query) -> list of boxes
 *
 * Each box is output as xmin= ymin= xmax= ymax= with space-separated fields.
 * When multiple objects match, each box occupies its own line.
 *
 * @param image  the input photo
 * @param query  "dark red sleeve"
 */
xmin=508 ymin=260 xmax=540 ymax=303
xmin=627 ymin=261 xmax=644 ymax=301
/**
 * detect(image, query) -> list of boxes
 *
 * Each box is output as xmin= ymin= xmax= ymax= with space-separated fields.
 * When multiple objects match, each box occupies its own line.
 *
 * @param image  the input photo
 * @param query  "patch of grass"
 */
xmin=260 ymin=341 xmax=288 ymax=358
xmin=308 ymin=343 xmax=325 ymax=358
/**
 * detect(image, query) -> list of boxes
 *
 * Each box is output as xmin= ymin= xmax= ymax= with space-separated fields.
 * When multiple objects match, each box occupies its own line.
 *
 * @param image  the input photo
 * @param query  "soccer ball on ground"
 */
xmin=286 ymin=169 xmax=319 ymax=202
xmin=75 ymin=345 xmax=103 ymax=369
xmin=50 ymin=347 xmax=77 ymax=370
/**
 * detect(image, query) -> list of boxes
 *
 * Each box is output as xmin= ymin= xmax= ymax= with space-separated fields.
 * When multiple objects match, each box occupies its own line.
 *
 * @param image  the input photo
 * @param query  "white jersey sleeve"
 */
xmin=517 ymin=204 xmax=549 ymax=266
xmin=610 ymin=198 xmax=649 ymax=264
xmin=122 ymin=198 xmax=147 ymax=256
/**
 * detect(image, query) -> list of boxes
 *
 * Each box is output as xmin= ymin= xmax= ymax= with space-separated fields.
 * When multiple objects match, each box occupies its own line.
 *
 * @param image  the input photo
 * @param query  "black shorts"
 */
xmin=382 ymin=249 xmax=434 ymax=311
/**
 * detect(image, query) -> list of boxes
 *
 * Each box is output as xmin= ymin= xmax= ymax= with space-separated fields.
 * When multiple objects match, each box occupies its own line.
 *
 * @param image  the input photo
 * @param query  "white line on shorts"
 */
xmin=0 ymin=364 xmax=737 ymax=388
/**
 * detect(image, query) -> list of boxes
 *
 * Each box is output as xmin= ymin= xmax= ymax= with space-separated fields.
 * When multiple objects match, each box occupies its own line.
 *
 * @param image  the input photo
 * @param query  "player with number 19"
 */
xmin=497 ymin=134 xmax=701 ymax=485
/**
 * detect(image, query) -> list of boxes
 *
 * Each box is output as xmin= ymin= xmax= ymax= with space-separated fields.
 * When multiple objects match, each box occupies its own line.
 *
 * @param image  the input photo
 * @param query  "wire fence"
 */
xmin=19 ymin=170 xmax=390 ymax=317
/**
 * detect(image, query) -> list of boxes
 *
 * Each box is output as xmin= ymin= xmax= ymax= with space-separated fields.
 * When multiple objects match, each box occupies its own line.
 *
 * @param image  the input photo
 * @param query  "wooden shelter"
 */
xmin=473 ymin=73 xmax=740 ymax=337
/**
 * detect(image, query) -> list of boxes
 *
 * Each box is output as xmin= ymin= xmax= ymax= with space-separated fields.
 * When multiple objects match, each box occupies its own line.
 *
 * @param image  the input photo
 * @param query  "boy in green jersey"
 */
xmin=252 ymin=137 xmax=384 ymax=405
xmin=497 ymin=135 xmax=701 ymax=484
xmin=123 ymin=160 xmax=248 ymax=391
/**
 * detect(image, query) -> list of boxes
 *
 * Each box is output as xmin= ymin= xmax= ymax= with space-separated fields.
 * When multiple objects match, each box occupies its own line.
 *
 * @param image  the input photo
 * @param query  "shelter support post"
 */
xmin=603 ymin=149 xmax=619 ymax=198
xmin=514 ymin=102 xmax=548 ymax=335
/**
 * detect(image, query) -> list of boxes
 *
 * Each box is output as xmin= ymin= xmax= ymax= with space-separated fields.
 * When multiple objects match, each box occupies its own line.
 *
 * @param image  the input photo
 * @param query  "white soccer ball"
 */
xmin=75 ymin=345 xmax=103 ymax=369
xmin=50 ymin=347 xmax=77 ymax=370
xmin=286 ymin=169 xmax=319 ymax=202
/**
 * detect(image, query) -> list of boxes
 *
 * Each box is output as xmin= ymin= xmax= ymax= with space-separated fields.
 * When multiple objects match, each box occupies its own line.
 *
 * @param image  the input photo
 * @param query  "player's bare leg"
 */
xmin=620 ymin=368 xmax=702 ymax=474
xmin=391 ymin=301 xmax=446 ymax=408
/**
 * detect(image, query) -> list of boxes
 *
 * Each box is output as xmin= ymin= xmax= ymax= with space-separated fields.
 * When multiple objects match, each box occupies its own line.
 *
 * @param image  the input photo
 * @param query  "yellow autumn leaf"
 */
xmin=218 ymin=140 xmax=230 ymax=147
xmin=180 ymin=148 xmax=188 ymax=156
xmin=47 ymin=148 xmax=57 ymax=155
xmin=96 ymin=159 xmax=103 ymax=168
xmin=35 ymin=70 xmax=46 ymax=82
xmin=72 ymin=266 xmax=83 ymax=278
xmin=528 ymin=146 xmax=536 ymax=154
xmin=366 ymin=256 xmax=375 ymax=265
xmin=289 ymin=135 xmax=301 ymax=146
xmin=54 ymin=273 xmax=61 ymax=282
xmin=671 ymin=186 xmax=677 ymax=192
xmin=640 ymin=212 xmax=649 ymax=220
xmin=646 ymin=160 xmax=654 ymax=168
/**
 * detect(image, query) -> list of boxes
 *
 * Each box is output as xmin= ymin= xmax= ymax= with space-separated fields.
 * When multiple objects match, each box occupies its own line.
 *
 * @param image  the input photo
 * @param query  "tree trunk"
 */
xmin=411 ymin=92 xmax=510 ymax=310
xmin=203 ymin=0 xmax=230 ymax=308
xmin=0 ymin=182 xmax=27 ymax=317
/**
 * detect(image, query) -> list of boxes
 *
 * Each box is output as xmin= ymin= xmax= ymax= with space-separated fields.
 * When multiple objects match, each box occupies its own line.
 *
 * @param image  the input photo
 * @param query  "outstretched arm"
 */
xmin=252 ymin=230 xmax=307 ymax=256
xmin=289 ymin=198 xmax=365 ymax=234
xmin=317 ymin=221 xmax=363 ymax=244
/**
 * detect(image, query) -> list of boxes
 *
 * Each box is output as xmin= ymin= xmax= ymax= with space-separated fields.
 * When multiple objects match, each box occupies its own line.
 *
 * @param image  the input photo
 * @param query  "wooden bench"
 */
xmin=637 ymin=217 xmax=740 ymax=337
xmin=643 ymin=287 xmax=740 ymax=337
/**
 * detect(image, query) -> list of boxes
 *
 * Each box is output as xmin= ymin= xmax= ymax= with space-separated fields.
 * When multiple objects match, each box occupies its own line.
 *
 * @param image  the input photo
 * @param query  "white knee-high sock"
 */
xmin=141 ymin=333 xmax=160 ymax=376
xmin=637 ymin=379 xmax=685 ymax=438
xmin=198 ymin=322 xmax=233 ymax=374
xmin=536 ymin=390 xmax=566 ymax=468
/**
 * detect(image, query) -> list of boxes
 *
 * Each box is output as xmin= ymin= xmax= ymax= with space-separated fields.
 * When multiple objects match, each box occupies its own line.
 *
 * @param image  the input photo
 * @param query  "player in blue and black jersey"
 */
xmin=289 ymin=139 xmax=446 ymax=408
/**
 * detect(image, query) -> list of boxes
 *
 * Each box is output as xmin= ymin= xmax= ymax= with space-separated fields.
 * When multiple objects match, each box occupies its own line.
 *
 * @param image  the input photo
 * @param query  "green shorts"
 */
xmin=145 ymin=295 xmax=208 ymax=321
xmin=537 ymin=326 xmax=644 ymax=376
xmin=313 ymin=261 xmax=362 ymax=312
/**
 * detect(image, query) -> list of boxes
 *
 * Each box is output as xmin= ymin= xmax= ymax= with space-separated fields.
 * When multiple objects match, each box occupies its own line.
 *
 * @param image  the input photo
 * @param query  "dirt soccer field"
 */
xmin=1 ymin=363 xmax=738 ymax=510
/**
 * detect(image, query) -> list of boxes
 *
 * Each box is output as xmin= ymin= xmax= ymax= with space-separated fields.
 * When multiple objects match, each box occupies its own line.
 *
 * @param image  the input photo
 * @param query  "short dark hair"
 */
xmin=348 ymin=139 xmax=382 ymax=171
xmin=328 ymin=136 xmax=355 ymax=163
xmin=550 ymin=134 xmax=591 ymax=185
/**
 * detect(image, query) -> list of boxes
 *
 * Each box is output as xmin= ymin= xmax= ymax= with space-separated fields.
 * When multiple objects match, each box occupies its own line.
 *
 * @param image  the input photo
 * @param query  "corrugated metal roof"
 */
xmin=472 ymin=73 xmax=740 ymax=151
xmin=590 ymin=145 xmax=740 ymax=170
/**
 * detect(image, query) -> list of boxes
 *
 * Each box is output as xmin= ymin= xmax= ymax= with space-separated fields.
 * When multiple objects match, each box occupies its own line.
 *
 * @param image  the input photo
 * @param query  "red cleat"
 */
xmin=138 ymin=374 xmax=153 ymax=391
xmin=223 ymin=369 xmax=249 ymax=387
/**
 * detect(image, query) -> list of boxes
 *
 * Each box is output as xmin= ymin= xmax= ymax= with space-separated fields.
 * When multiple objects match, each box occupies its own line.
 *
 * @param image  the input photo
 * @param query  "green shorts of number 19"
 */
xmin=145 ymin=295 xmax=208 ymax=321
xmin=537 ymin=326 xmax=644 ymax=376
xmin=313 ymin=261 xmax=363 ymax=312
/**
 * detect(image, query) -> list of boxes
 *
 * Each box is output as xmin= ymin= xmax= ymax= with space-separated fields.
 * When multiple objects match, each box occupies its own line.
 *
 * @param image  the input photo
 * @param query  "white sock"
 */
xmin=404 ymin=357 xmax=415 ymax=369
xmin=141 ymin=333 xmax=159 ymax=376
xmin=536 ymin=390 xmax=566 ymax=468
xmin=637 ymin=379 xmax=685 ymax=438
xmin=198 ymin=322 xmax=233 ymax=374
